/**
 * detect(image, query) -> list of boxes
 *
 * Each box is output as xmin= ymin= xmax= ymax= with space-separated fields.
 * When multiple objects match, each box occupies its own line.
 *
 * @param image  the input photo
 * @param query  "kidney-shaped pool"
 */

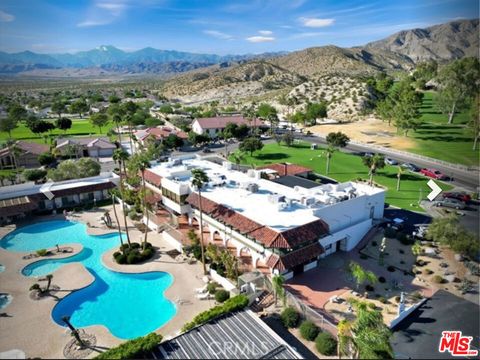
xmin=0 ymin=220 xmax=176 ymax=339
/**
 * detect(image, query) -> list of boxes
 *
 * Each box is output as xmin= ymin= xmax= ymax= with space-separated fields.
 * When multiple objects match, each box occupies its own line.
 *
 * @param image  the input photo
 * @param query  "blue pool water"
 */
xmin=0 ymin=220 xmax=176 ymax=339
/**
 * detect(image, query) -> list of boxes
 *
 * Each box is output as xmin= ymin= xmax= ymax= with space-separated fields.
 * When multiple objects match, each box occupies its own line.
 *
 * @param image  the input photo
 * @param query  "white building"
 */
xmin=144 ymin=155 xmax=385 ymax=279
xmin=191 ymin=116 xmax=265 ymax=138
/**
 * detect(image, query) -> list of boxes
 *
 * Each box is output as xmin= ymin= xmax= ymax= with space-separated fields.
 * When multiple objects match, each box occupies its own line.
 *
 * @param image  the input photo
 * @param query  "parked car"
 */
xmin=442 ymin=191 xmax=471 ymax=203
xmin=420 ymin=168 xmax=448 ymax=180
xmin=434 ymin=197 xmax=466 ymax=210
xmin=362 ymin=152 xmax=374 ymax=158
xmin=385 ymin=157 xmax=398 ymax=165
xmin=202 ymin=147 xmax=212 ymax=153
xmin=401 ymin=163 xmax=421 ymax=172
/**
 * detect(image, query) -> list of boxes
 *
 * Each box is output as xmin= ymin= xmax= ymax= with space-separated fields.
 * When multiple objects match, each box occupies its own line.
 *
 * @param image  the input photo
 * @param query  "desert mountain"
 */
xmin=365 ymin=19 xmax=479 ymax=62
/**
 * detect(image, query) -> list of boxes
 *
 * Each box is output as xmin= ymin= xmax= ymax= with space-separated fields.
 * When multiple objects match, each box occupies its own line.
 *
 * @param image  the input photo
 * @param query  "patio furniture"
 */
xmin=195 ymin=292 xmax=213 ymax=300
xmin=195 ymin=284 xmax=209 ymax=294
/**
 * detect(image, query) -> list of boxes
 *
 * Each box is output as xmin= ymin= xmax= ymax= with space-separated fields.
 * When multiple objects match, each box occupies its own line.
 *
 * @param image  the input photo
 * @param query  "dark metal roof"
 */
xmin=270 ymin=175 xmax=320 ymax=189
xmin=155 ymin=310 xmax=302 ymax=359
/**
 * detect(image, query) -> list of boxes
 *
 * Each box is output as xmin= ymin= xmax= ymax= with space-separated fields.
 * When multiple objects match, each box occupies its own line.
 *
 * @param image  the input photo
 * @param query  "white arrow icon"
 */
xmin=427 ymin=179 xmax=442 ymax=201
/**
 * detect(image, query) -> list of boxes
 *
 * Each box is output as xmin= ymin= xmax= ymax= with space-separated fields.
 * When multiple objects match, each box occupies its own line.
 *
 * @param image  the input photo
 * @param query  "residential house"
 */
xmin=55 ymin=137 xmax=116 ymax=158
xmin=191 ymin=116 xmax=265 ymax=138
xmin=0 ymin=141 xmax=49 ymax=169
xmin=142 ymin=155 xmax=385 ymax=279
xmin=133 ymin=127 xmax=188 ymax=150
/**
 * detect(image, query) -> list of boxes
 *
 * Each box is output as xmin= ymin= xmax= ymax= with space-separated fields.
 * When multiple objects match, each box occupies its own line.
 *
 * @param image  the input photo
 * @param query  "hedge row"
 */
xmin=181 ymin=294 xmax=248 ymax=332
xmin=95 ymin=333 xmax=162 ymax=359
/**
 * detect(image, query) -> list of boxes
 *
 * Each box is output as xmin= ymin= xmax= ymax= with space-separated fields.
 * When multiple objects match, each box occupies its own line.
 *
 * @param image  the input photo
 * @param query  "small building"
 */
xmin=191 ymin=116 xmax=265 ymax=138
xmin=0 ymin=141 xmax=49 ymax=169
xmin=55 ymin=137 xmax=116 ymax=158
xmin=257 ymin=163 xmax=312 ymax=178
xmin=0 ymin=172 xmax=119 ymax=223
xmin=155 ymin=310 xmax=302 ymax=359
xmin=133 ymin=127 xmax=188 ymax=149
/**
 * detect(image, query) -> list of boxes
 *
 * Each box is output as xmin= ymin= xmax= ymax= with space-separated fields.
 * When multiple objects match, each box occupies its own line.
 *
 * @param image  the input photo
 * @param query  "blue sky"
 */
xmin=0 ymin=0 xmax=478 ymax=54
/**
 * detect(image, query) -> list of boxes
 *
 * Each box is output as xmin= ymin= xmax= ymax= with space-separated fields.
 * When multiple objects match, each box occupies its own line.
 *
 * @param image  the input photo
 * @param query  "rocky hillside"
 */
xmin=365 ymin=19 xmax=479 ymax=62
xmin=163 ymin=61 xmax=305 ymax=104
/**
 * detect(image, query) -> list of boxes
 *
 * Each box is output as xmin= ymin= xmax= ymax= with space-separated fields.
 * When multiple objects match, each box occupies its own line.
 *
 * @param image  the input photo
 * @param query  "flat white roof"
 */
xmin=149 ymin=156 xmax=385 ymax=231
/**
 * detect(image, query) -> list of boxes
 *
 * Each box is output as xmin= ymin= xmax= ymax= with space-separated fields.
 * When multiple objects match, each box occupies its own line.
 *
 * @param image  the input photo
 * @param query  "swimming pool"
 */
xmin=0 ymin=220 xmax=176 ymax=339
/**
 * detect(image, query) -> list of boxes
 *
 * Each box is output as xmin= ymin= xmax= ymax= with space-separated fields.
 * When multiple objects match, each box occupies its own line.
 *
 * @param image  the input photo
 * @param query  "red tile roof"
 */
xmin=144 ymin=169 xmax=162 ymax=187
xmin=194 ymin=116 xmax=265 ymax=129
xmin=266 ymin=242 xmax=324 ymax=271
xmin=137 ymin=127 xmax=188 ymax=141
xmin=186 ymin=193 xmax=329 ymax=249
xmin=257 ymin=163 xmax=312 ymax=177
xmin=0 ymin=141 xmax=49 ymax=157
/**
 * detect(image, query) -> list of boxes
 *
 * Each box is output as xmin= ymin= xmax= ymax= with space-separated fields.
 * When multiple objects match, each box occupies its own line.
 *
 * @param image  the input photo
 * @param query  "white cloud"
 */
xmin=77 ymin=1 xmax=128 ymax=28
xmin=300 ymin=17 xmax=335 ymax=28
xmin=77 ymin=19 xmax=112 ymax=27
xmin=0 ymin=10 xmax=15 ymax=22
xmin=96 ymin=2 xmax=127 ymax=16
xmin=203 ymin=30 xmax=233 ymax=40
xmin=258 ymin=30 xmax=273 ymax=36
xmin=246 ymin=36 xmax=275 ymax=43
xmin=289 ymin=32 xmax=325 ymax=39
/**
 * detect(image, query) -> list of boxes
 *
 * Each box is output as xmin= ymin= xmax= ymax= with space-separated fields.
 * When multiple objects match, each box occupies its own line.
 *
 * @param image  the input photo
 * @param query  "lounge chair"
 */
xmin=195 ymin=284 xmax=209 ymax=294
xmin=195 ymin=292 xmax=213 ymax=300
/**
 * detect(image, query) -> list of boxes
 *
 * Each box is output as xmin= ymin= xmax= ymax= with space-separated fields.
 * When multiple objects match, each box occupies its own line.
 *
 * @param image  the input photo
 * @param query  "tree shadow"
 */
xmin=254 ymin=153 xmax=288 ymax=161
xmin=382 ymin=173 xmax=424 ymax=182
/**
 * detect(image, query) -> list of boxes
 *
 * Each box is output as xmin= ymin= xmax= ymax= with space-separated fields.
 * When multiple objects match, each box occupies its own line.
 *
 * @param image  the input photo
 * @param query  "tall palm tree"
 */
xmin=134 ymin=154 xmax=151 ymax=250
xmin=272 ymin=274 xmax=286 ymax=307
xmin=191 ymin=168 xmax=210 ymax=275
xmin=324 ymin=146 xmax=335 ymax=175
xmin=231 ymin=151 xmax=245 ymax=170
xmin=113 ymin=148 xmax=131 ymax=247
xmin=361 ymin=154 xmax=385 ymax=186
xmin=396 ymin=165 xmax=403 ymax=191
xmin=112 ymin=113 xmax=123 ymax=144
xmin=348 ymin=261 xmax=377 ymax=292
xmin=243 ymin=104 xmax=257 ymax=136
xmin=109 ymin=190 xmax=125 ymax=252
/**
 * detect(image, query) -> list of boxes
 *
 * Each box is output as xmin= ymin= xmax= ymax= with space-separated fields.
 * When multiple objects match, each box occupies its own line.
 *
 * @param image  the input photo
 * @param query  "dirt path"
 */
xmin=310 ymin=117 xmax=417 ymax=150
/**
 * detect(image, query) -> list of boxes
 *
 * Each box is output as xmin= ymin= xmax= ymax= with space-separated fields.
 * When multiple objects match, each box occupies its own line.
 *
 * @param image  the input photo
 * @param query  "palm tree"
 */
xmin=134 ymin=154 xmax=151 ymax=250
xmin=231 ymin=151 xmax=245 ymax=170
xmin=191 ymin=168 xmax=210 ymax=275
xmin=338 ymin=300 xmax=393 ymax=359
xmin=361 ymin=154 xmax=385 ymax=186
xmin=113 ymin=149 xmax=131 ymax=247
xmin=348 ymin=261 xmax=377 ymax=292
xmin=243 ymin=104 xmax=257 ymax=135
xmin=396 ymin=166 xmax=403 ymax=191
xmin=272 ymin=274 xmax=286 ymax=307
xmin=45 ymin=274 xmax=53 ymax=292
xmin=324 ymin=146 xmax=335 ymax=175
xmin=112 ymin=113 xmax=123 ymax=144
xmin=109 ymin=190 xmax=125 ymax=252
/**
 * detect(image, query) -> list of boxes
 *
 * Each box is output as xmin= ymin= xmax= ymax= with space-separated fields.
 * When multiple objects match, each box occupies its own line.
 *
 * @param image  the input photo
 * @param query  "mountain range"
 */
xmin=0 ymin=19 xmax=477 ymax=76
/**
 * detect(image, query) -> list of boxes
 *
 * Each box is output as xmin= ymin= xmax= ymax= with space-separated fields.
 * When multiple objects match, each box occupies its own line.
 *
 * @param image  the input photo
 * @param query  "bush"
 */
xmin=95 ymin=333 xmax=162 ymax=359
xmin=115 ymin=242 xmax=155 ymax=265
xmin=378 ymin=276 xmax=386 ymax=283
xmin=128 ymin=210 xmax=141 ymax=221
xmin=395 ymin=296 xmax=401 ymax=303
xmin=397 ymin=232 xmax=413 ymax=245
xmin=116 ymin=254 xmax=127 ymax=264
xmin=387 ymin=265 xmax=395 ymax=272
xmin=207 ymin=282 xmax=218 ymax=295
xmin=215 ymin=289 xmax=230 ymax=303
xmin=315 ymin=332 xmax=337 ymax=356
xmin=36 ymin=249 xmax=48 ymax=256
xmin=299 ymin=321 xmax=319 ymax=341
xmin=379 ymin=296 xmax=387 ymax=304
xmin=127 ymin=252 xmax=139 ymax=264
xmin=367 ymin=302 xmax=376 ymax=309
xmin=281 ymin=307 xmax=300 ymax=328
xmin=433 ymin=275 xmax=444 ymax=284
xmin=23 ymin=169 xmax=47 ymax=182
xmin=384 ymin=227 xmax=397 ymax=238
xmin=365 ymin=284 xmax=375 ymax=292
xmin=181 ymin=295 xmax=249 ymax=332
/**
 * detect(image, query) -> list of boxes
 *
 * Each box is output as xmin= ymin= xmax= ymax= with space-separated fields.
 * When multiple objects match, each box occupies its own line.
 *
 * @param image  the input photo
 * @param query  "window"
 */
xmin=162 ymin=188 xmax=187 ymax=205
xmin=325 ymin=244 xmax=332 ymax=250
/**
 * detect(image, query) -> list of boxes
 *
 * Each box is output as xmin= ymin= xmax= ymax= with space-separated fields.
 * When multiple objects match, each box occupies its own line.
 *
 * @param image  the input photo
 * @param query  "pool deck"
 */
xmin=0 ymin=206 xmax=212 ymax=359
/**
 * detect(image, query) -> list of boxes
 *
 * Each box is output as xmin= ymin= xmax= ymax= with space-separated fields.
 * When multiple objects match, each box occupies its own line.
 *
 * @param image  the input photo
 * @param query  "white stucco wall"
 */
xmin=320 ymin=218 xmax=373 ymax=252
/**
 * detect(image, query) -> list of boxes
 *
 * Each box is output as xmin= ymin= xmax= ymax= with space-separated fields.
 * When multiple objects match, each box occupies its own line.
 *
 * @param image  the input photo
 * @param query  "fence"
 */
xmin=284 ymin=290 xmax=338 ymax=337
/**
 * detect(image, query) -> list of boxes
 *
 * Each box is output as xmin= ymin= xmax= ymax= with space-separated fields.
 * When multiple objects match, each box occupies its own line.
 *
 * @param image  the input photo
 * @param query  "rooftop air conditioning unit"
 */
xmin=247 ymin=183 xmax=259 ymax=193
xmin=247 ymin=169 xmax=256 ymax=178
xmin=223 ymin=161 xmax=233 ymax=170
xmin=301 ymin=197 xmax=316 ymax=206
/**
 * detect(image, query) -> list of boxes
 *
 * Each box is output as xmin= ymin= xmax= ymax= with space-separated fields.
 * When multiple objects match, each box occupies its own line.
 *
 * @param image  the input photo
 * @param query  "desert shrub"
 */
xmin=95 ymin=333 xmax=162 ymax=359
xmin=365 ymin=284 xmax=375 ymax=292
xmin=378 ymin=276 xmax=386 ymax=283
xmin=315 ymin=332 xmax=337 ymax=356
xmin=416 ymin=259 xmax=426 ymax=267
xmin=281 ymin=307 xmax=300 ymax=328
xmin=36 ymin=249 xmax=48 ymax=256
xmin=387 ymin=265 xmax=395 ymax=272
xmin=367 ymin=302 xmax=376 ymax=309
xmin=395 ymin=296 xmax=401 ymax=303
xmin=384 ymin=227 xmax=397 ymax=238
xmin=115 ymin=254 xmax=127 ymax=264
xmin=299 ymin=321 xmax=319 ymax=341
xmin=379 ymin=297 xmax=387 ymax=304
xmin=433 ymin=275 xmax=444 ymax=284
xmin=115 ymin=242 xmax=155 ymax=265
xmin=399 ymin=249 xmax=405 ymax=254
xmin=465 ymin=261 xmax=480 ymax=276
xmin=215 ymin=289 xmax=230 ymax=303
xmin=207 ymin=282 xmax=219 ymax=294
xmin=128 ymin=210 xmax=141 ymax=221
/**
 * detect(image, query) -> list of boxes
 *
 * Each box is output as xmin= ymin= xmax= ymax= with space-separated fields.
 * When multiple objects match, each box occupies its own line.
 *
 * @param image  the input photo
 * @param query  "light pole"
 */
xmin=379 ymin=237 xmax=386 ymax=266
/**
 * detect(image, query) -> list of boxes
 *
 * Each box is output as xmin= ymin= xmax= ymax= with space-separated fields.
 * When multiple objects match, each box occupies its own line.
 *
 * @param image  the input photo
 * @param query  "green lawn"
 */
xmin=0 ymin=118 xmax=115 ymax=144
xmin=406 ymin=91 xmax=479 ymax=166
xmin=232 ymin=142 xmax=453 ymax=212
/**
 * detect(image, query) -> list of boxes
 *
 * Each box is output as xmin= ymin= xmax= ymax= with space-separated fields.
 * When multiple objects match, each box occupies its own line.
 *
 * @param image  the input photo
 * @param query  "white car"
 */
xmin=385 ymin=157 xmax=398 ymax=165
